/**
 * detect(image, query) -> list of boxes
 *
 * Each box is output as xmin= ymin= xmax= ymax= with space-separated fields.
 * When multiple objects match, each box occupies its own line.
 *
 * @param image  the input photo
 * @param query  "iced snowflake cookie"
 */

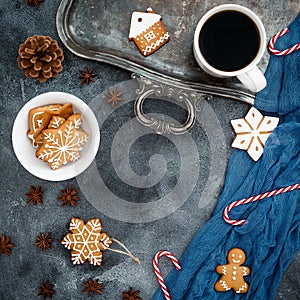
xmin=61 ymin=218 xmax=112 ymax=266
xmin=36 ymin=113 xmax=89 ymax=170
xmin=214 ymin=248 xmax=250 ymax=293
xmin=61 ymin=218 xmax=140 ymax=266
xmin=231 ymin=107 xmax=279 ymax=161
xmin=27 ymin=103 xmax=73 ymax=147
xmin=129 ymin=7 xmax=170 ymax=56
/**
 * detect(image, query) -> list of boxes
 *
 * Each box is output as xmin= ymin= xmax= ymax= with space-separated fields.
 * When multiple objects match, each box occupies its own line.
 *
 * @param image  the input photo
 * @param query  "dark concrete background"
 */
xmin=0 ymin=1 xmax=299 ymax=299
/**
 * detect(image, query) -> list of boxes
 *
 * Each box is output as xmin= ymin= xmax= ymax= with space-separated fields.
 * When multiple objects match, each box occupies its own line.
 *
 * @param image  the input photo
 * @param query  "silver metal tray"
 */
xmin=56 ymin=0 xmax=298 ymax=132
xmin=56 ymin=0 xmax=263 ymax=102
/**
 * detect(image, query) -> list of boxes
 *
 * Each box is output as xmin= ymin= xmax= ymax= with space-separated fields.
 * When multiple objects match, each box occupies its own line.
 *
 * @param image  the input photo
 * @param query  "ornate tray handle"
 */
xmin=133 ymin=74 xmax=212 ymax=135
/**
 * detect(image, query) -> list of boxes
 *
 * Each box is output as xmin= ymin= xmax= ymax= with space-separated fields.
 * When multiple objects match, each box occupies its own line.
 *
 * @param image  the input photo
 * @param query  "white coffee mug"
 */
xmin=193 ymin=4 xmax=267 ymax=93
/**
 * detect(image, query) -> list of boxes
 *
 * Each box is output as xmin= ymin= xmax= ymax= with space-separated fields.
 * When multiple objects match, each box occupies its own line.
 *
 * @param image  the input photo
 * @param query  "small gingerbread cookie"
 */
xmin=27 ymin=104 xmax=62 ymax=145
xmin=27 ymin=103 xmax=74 ymax=147
xmin=36 ymin=113 xmax=88 ymax=170
xmin=214 ymin=248 xmax=250 ymax=293
xmin=61 ymin=218 xmax=112 ymax=266
xmin=34 ymin=116 xmax=67 ymax=147
xmin=129 ymin=7 xmax=170 ymax=56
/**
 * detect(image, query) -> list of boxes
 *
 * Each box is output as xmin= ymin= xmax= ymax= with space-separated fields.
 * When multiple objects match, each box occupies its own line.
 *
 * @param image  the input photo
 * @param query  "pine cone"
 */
xmin=17 ymin=35 xmax=64 ymax=82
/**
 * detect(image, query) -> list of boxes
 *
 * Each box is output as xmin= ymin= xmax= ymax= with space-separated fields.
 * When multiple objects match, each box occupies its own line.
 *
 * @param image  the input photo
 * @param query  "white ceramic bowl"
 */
xmin=12 ymin=92 xmax=100 ymax=181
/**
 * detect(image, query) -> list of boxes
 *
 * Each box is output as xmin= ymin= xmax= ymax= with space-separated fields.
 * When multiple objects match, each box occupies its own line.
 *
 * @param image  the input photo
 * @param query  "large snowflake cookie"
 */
xmin=231 ymin=107 xmax=279 ymax=161
xmin=214 ymin=248 xmax=251 ymax=293
xmin=36 ymin=113 xmax=89 ymax=170
xmin=129 ymin=7 xmax=170 ymax=56
xmin=61 ymin=218 xmax=112 ymax=266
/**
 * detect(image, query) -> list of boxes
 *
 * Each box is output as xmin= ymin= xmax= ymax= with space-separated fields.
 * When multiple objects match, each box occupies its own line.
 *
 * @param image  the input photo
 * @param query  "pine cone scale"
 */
xmin=19 ymin=59 xmax=32 ymax=68
xmin=25 ymin=48 xmax=36 ymax=55
xmin=42 ymin=64 xmax=51 ymax=73
xmin=29 ymin=69 xmax=39 ymax=78
xmin=50 ymin=60 xmax=60 ymax=68
xmin=34 ymin=61 xmax=43 ymax=71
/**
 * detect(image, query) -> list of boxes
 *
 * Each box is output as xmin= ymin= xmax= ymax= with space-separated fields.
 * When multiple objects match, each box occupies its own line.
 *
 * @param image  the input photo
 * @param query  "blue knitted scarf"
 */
xmin=153 ymin=13 xmax=300 ymax=300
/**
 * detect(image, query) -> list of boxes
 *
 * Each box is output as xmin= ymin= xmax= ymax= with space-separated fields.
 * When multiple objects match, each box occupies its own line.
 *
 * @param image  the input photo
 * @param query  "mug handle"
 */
xmin=237 ymin=66 xmax=267 ymax=93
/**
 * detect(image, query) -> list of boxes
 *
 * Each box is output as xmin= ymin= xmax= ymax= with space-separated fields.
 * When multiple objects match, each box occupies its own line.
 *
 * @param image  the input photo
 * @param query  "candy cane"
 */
xmin=223 ymin=183 xmax=300 ymax=226
xmin=153 ymin=250 xmax=181 ymax=300
xmin=268 ymin=28 xmax=300 ymax=56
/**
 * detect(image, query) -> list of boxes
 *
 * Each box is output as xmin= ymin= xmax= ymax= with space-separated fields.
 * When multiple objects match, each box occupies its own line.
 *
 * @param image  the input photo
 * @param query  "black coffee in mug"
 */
xmin=199 ymin=10 xmax=260 ymax=72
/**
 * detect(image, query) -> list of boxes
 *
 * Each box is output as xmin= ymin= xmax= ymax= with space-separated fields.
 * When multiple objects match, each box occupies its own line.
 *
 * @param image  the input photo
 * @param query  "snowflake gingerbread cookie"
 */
xmin=36 ymin=113 xmax=88 ymax=170
xmin=61 ymin=218 xmax=112 ymax=266
xmin=61 ymin=217 xmax=140 ymax=266
xmin=214 ymin=248 xmax=251 ymax=293
xmin=129 ymin=7 xmax=170 ymax=56
xmin=231 ymin=107 xmax=279 ymax=161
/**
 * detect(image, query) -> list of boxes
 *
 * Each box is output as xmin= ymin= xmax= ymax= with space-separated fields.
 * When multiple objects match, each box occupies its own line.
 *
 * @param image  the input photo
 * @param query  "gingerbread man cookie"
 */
xmin=214 ymin=248 xmax=250 ymax=293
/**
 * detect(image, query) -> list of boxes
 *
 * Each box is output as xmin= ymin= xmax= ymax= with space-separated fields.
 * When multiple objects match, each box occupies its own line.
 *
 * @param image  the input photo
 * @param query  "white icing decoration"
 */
xmin=220 ymin=280 xmax=230 ymax=291
xmin=242 ymin=267 xmax=248 ymax=276
xmin=143 ymin=33 xmax=170 ymax=55
xmin=129 ymin=10 xmax=161 ymax=39
xmin=32 ymin=107 xmax=60 ymax=132
xmin=144 ymin=30 xmax=156 ymax=42
xmin=222 ymin=266 xmax=227 ymax=275
xmin=50 ymin=116 xmax=65 ymax=129
xmin=27 ymin=133 xmax=39 ymax=148
xmin=236 ymin=283 xmax=247 ymax=293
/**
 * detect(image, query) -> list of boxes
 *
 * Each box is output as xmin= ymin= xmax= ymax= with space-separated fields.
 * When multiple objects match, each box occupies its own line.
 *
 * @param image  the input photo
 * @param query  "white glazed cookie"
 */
xmin=231 ymin=107 xmax=279 ymax=161
xmin=129 ymin=7 xmax=170 ymax=56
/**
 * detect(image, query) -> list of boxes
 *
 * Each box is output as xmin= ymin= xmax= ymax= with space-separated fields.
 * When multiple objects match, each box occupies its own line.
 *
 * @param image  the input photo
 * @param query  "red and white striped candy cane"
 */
xmin=268 ymin=28 xmax=300 ymax=56
xmin=153 ymin=250 xmax=181 ymax=300
xmin=223 ymin=183 xmax=300 ymax=226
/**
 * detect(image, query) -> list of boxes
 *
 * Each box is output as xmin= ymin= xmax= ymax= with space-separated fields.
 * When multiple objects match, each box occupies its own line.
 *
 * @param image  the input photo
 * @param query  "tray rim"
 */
xmin=56 ymin=0 xmax=255 ymax=105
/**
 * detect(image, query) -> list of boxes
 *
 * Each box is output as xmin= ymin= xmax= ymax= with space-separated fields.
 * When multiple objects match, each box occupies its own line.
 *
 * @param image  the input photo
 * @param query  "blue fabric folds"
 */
xmin=153 ymin=13 xmax=300 ymax=300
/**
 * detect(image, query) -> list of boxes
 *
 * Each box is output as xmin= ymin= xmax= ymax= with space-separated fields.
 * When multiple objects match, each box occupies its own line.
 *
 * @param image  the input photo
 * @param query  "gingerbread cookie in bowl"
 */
xmin=36 ymin=113 xmax=89 ymax=170
xmin=27 ymin=103 xmax=73 ymax=147
xmin=12 ymin=91 xmax=100 ymax=181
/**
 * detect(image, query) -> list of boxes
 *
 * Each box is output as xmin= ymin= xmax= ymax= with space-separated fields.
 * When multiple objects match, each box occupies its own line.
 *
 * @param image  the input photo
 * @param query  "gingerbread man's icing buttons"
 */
xmin=214 ymin=248 xmax=251 ymax=293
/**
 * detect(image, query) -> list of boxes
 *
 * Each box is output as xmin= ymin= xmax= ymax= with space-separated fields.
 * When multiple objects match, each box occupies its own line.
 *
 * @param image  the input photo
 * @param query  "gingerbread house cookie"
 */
xmin=129 ymin=7 xmax=170 ymax=57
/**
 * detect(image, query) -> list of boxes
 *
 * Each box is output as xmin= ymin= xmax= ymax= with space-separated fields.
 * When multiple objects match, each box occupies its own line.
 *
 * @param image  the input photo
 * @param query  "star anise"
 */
xmin=122 ymin=287 xmax=142 ymax=300
xmin=38 ymin=281 xmax=55 ymax=299
xmin=57 ymin=185 xmax=79 ymax=206
xmin=82 ymin=277 xmax=103 ymax=297
xmin=26 ymin=0 xmax=44 ymax=7
xmin=25 ymin=185 xmax=43 ymax=205
xmin=0 ymin=234 xmax=14 ymax=256
xmin=79 ymin=67 xmax=97 ymax=85
xmin=34 ymin=232 xmax=52 ymax=251
xmin=105 ymin=87 xmax=125 ymax=107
